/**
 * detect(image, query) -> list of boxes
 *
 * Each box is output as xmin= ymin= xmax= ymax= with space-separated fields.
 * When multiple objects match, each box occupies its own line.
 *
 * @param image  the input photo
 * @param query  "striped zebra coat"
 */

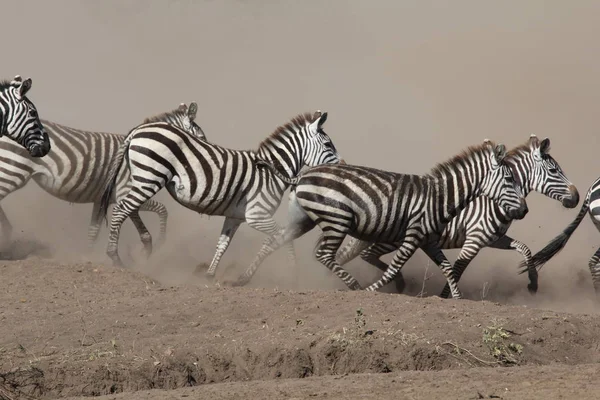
xmin=525 ymin=176 xmax=600 ymax=295
xmin=98 ymin=111 xmax=344 ymax=270
xmin=0 ymin=75 xmax=50 ymax=158
xmin=233 ymin=140 xmax=528 ymax=299
xmin=334 ymin=135 xmax=578 ymax=297
xmin=0 ymin=103 xmax=205 ymax=250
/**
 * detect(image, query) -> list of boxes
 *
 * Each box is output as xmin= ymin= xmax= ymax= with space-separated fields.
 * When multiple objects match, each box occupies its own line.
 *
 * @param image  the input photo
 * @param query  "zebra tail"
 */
xmin=518 ymin=188 xmax=592 ymax=274
xmin=97 ymin=135 xmax=133 ymax=226
xmin=255 ymin=159 xmax=299 ymax=186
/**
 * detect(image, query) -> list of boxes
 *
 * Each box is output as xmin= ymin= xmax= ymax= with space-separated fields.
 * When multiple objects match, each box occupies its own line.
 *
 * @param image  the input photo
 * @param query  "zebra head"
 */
xmin=480 ymin=140 xmax=528 ymax=220
xmin=0 ymin=76 xmax=50 ymax=157
xmin=142 ymin=102 xmax=207 ymax=141
xmin=302 ymin=111 xmax=344 ymax=167
xmin=513 ymin=135 xmax=579 ymax=208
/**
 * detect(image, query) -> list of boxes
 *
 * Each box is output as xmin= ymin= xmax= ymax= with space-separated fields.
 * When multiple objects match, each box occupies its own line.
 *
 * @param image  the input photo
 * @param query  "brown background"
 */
xmin=3 ymin=0 xmax=600 ymax=308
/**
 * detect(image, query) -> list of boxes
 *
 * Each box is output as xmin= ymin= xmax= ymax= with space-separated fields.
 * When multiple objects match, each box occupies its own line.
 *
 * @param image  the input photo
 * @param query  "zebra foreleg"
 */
xmin=233 ymin=195 xmax=316 ymax=286
xmin=488 ymin=235 xmax=537 ymax=294
xmin=439 ymin=238 xmax=482 ymax=298
xmin=0 ymin=205 xmax=14 ymax=247
xmin=365 ymin=239 xmax=420 ymax=292
xmin=204 ymin=217 xmax=243 ymax=278
xmin=421 ymin=244 xmax=463 ymax=299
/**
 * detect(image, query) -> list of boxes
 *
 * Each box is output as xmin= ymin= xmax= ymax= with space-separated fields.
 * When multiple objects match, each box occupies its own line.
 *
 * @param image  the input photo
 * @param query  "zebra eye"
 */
xmin=29 ymin=109 xmax=37 ymax=118
xmin=506 ymin=175 xmax=514 ymax=183
xmin=549 ymin=167 xmax=558 ymax=173
xmin=324 ymin=141 xmax=333 ymax=149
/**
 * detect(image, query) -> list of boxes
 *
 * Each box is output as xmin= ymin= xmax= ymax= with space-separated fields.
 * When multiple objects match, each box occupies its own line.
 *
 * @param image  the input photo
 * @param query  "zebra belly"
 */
xmin=165 ymin=173 xmax=250 ymax=220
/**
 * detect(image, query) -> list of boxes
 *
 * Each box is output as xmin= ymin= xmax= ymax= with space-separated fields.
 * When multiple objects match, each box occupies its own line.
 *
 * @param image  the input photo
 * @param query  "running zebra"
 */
xmin=334 ymin=135 xmax=578 ymax=297
xmin=0 ymin=102 xmax=205 ymax=251
xmin=0 ymin=75 xmax=50 ymax=157
xmin=524 ymin=176 xmax=600 ymax=295
xmin=233 ymin=140 xmax=528 ymax=299
xmin=98 ymin=110 xmax=343 ymax=270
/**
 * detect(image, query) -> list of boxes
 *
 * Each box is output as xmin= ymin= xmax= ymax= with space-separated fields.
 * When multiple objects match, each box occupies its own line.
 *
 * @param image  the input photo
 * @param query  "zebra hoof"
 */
xmin=527 ymin=282 xmax=538 ymax=294
xmin=349 ymin=281 xmax=363 ymax=291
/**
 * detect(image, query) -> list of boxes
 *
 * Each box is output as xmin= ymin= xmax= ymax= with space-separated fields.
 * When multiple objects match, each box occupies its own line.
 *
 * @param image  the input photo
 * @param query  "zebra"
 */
xmin=232 ymin=140 xmax=529 ymax=299
xmin=524 ymin=176 xmax=600 ymax=296
xmin=0 ymin=75 xmax=50 ymax=158
xmin=333 ymin=135 xmax=579 ymax=297
xmin=97 ymin=110 xmax=344 ymax=270
xmin=0 ymin=102 xmax=205 ymax=253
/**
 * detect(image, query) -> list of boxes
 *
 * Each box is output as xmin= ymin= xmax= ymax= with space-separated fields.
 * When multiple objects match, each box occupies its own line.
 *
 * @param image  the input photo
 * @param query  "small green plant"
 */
xmin=482 ymin=320 xmax=523 ymax=365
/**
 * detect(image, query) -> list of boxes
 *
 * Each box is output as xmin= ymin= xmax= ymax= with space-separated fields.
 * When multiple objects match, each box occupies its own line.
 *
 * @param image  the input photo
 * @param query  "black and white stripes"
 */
xmin=0 ymin=76 xmax=50 ymax=158
xmin=525 ymin=176 xmax=600 ymax=294
xmin=233 ymin=140 xmax=528 ymax=298
xmin=98 ymin=110 xmax=343 ymax=270
xmin=335 ymin=135 xmax=578 ymax=296
xmin=0 ymin=103 xmax=204 ymax=249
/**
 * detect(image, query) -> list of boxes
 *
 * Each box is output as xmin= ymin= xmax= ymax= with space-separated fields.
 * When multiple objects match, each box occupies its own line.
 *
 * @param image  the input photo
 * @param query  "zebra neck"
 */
xmin=506 ymin=153 xmax=534 ymax=197
xmin=0 ymin=102 xmax=6 ymax=136
xmin=257 ymin=148 xmax=302 ymax=179
xmin=429 ymin=170 xmax=483 ymax=226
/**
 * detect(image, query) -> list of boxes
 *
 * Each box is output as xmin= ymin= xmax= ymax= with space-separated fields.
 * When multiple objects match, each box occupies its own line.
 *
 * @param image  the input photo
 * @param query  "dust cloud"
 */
xmin=3 ymin=0 xmax=600 ymax=311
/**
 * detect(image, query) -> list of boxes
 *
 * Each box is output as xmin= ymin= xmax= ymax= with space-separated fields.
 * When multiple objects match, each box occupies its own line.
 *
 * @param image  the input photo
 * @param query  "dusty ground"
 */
xmin=1 ymin=255 xmax=600 ymax=400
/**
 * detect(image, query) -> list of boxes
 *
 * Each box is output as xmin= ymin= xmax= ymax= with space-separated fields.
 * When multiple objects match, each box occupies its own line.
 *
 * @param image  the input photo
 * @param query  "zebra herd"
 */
xmin=1 ymin=73 xmax=599 ymax=300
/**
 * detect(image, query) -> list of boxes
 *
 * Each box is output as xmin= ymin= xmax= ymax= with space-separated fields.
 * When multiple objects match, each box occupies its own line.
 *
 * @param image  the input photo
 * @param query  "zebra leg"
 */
xmin=234 ymin=193 xmax=316 ymax=286
xmin=359 ymin=243 xmax=406 ymax=293
xmin=139 ymin=200 xmax=168 ymax=248
xmin=129 ymin=210 xmax=153 ymax=258
xmin=87 ymin=202 xmax=103 ymax=252
xmin=314 ymin=230 xmax=363 ymax=290
xmin=421 ymin=244 xmax=463 ymax=299
xmin=107 ymin=192 xmax=155 ymax=267
xmin=588 ymin=248 xmax=600 ymax=296
xmin=439 ymin=238 xmax=482 ymax=298
xmin=487 ymin=235 xmax=537 ymax=294
xmin=0 ymin=206 xmax=14 ymax=246
xmin=336 ymin=237 xmax=372 ymax=265
xmin=364 ymin=240 xmax=420 ymax=292
xmin=204 ymin=217 xmax=243 ymax=277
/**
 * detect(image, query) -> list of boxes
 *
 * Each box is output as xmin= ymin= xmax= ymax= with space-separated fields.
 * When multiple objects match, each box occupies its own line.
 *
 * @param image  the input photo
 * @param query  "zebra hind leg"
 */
xmin=588 ymin=248 xmax=600 ymax=296
xmin=129 ymin=210 xmax=153 ymax=259
xmin=364 ymin=238 xmax=421 ymax=293
xmin=233 ymin=200 xmax=316 ymax=287
xmin=488 ymin=235 xmax=537 ymax=295
xmin=87 ymin=202 xmax=103 ymax=253
xmin=204 ymin=217 xmax=243 ymax=278
xmin=139 ymin=200 xmax=168 ymax=249
xmin=359 ymin=243 xmax=406 ymax=293
xmin=314 ymin=230 xmax=363 ymax=290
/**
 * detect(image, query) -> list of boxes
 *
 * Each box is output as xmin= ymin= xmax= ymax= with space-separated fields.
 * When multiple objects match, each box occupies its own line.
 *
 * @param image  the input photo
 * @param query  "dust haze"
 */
xmin=3 ymin=0 xmax=600 ymax=313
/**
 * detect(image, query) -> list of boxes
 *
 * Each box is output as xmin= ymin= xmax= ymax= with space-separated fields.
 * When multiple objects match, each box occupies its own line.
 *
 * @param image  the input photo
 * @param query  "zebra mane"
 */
xmin=142 ymin=107 xmax=186 ymax=124
xmin=505 ymin=142 xmax=531 ymax=159
xmin=0 ymin=80 xmax=13 ymax=91
xmin=257 ymin=112 xmax=319 ymax=150
xmin=427 ymin=141 xmax=497 ymax=179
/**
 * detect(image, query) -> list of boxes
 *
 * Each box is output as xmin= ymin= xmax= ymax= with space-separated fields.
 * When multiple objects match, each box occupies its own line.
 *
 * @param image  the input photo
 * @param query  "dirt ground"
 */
xmin=1 ymin=255 xmax=600 ymax=400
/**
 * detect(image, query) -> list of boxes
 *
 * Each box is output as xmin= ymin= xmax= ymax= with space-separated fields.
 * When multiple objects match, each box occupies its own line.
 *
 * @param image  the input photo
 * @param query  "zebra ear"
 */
xmin=188 ymin=102 xmax=198 ymax=121
xmin=540 ymin=138 xmax=551 ymax=154
xmin=14 ymin=77 xmax=32 ymax=101
xmin=494 ymin=144 xmax=507 ymax=163
xmin=529 ymin=134 xmax=540 ymax=147
xmin=178 ymin=103 xmax=187 ymax=112
xmin=317 ymin=111 xmax=328 ymax=127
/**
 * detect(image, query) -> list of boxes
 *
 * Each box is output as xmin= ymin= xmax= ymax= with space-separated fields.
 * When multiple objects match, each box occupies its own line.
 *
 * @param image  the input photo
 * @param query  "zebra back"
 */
xmin=0 ymin=76 xmax=50 ymax=157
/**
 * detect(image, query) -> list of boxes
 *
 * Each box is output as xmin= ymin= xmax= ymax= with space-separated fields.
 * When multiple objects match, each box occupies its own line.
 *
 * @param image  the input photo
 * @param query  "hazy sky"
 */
xmin=3 ymin=1 xmax=600 ymax=289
